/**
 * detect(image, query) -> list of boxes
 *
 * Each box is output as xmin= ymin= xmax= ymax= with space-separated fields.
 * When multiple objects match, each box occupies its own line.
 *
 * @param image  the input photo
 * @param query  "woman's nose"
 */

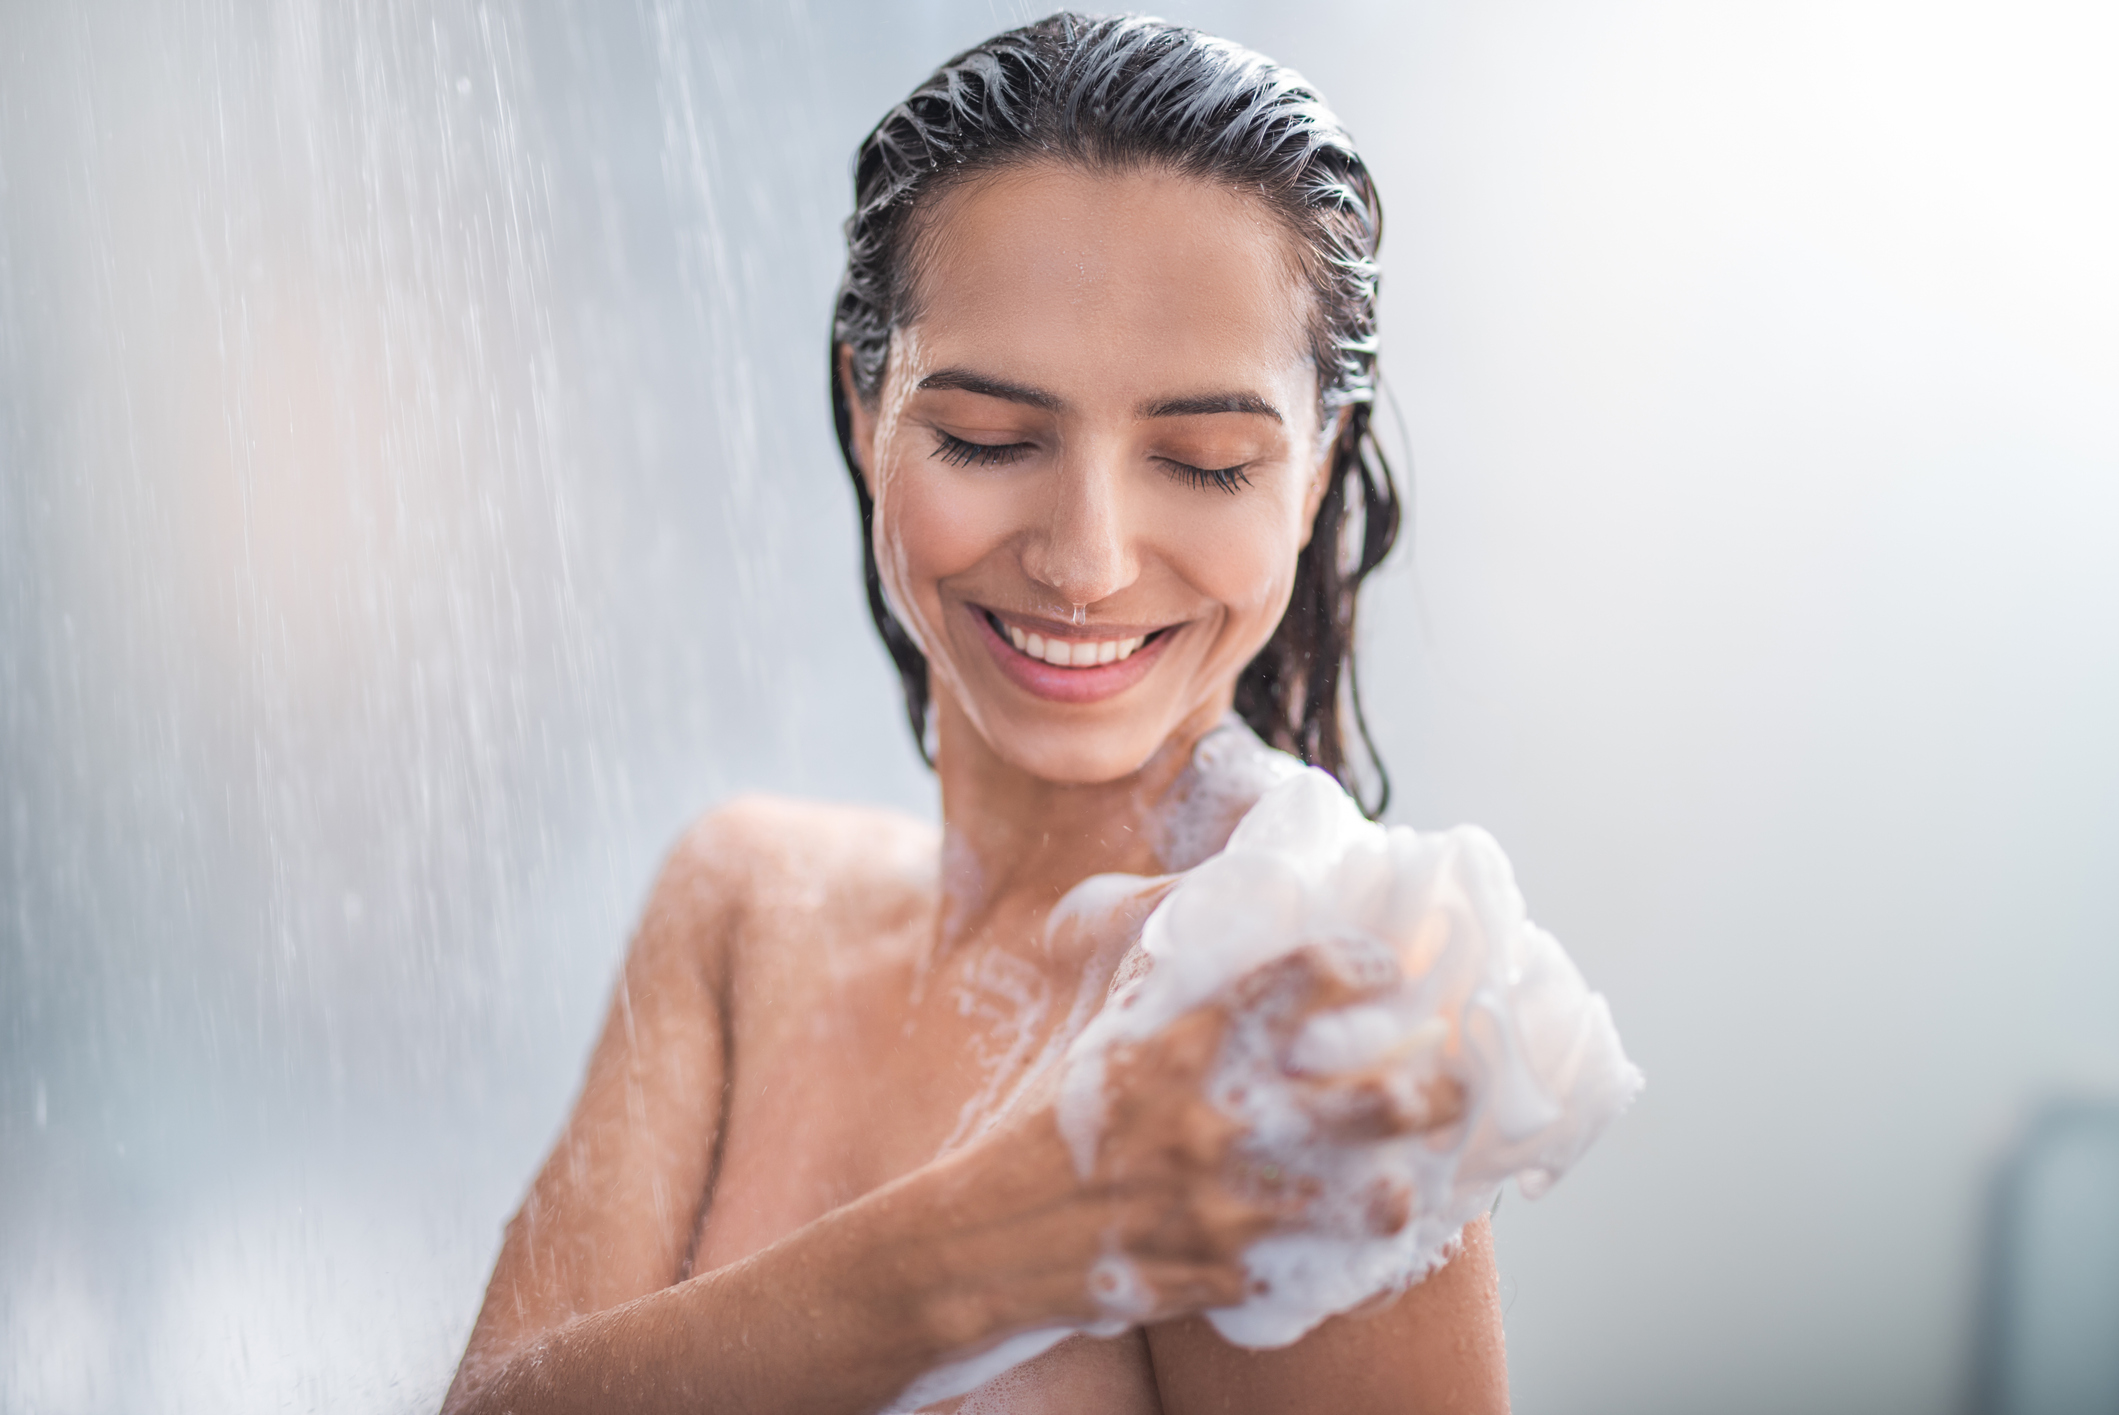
xmin=1021 ymin=455 xmax=1138 ymax=608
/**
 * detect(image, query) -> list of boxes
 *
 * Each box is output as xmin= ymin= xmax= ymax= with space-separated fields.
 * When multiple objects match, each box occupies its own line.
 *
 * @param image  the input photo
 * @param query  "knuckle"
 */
xmin=1187 ymin=1106 xmax=1241 ymax=1163
xmin=1303 ymin=1065 xmax=1465 ymax=1141
xmin=1362 ymin=1177 xmax=1415 ymax=1235
xmin=1163 ymin=1010 xmax=1226 ymax=1071
xmin=1233 ymin=952 xmax=1307 ymax=1007
xmin=1184 ymin=1275 xmax=1247 ymax=1312
xmin=1423 ymin=1074 xmax=1467 ymax=1127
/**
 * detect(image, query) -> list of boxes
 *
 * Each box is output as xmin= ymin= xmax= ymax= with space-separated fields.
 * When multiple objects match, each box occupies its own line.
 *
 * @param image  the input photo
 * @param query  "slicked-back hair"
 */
xmin=830 ymin=12 xmax=1401 ymax=815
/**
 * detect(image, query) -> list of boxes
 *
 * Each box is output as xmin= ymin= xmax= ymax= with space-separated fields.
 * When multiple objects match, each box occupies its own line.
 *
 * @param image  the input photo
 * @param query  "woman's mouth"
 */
xmin=997 ymin=619 xmax=1150 ymax=668
xmin=973 ymin=607 xmax=1177 ymax=704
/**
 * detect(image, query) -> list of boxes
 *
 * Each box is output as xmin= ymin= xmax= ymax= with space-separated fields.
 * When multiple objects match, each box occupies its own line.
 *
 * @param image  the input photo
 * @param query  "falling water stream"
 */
xmin=0 ymin=3 xmax=941 ymax=1406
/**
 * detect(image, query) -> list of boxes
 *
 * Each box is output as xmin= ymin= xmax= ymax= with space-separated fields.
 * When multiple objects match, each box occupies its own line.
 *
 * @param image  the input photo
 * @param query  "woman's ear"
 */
xmin=1296 ymin=405 xmax=1351 ymax=549
xmin=838 ymin=345 xmax=879 ymax=497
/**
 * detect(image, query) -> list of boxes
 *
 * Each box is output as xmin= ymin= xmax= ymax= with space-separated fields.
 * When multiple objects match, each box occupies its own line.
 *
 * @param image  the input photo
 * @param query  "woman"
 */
xmin=446 ymin=16 xmax=1510 ymax=1413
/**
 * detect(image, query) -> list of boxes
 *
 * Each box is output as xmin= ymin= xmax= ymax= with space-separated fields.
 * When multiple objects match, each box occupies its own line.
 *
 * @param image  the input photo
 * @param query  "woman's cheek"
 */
xmin=869 ymin=460 xmax=944 ymax=659
xmin=875 ymin=456 xmax=1010 ymax=646
xmin=1166 ymin=492 xmax=1303 ymax=629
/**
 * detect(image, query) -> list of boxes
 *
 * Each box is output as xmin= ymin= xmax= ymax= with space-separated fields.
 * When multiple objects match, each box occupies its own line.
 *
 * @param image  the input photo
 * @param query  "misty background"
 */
xmin=3 ymin=1 xmax=2116 ymax=1411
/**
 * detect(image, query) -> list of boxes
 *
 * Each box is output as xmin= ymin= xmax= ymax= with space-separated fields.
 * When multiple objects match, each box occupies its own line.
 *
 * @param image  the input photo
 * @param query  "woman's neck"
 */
xmin=929 ymin=691 xmax=1228 ymax=954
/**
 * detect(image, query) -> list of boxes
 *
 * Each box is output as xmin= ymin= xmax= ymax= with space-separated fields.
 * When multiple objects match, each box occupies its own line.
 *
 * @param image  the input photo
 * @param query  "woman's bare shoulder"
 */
xmin=642 ymin=794 xmax=940 ymax=947
xmin=674 ymin=793 xmax=939 ymax=879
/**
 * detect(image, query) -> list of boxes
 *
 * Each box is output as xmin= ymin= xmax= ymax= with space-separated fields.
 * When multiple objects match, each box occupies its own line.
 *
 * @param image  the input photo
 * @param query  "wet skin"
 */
xmin=445 ymin=167 xmax=1509 ymax=1415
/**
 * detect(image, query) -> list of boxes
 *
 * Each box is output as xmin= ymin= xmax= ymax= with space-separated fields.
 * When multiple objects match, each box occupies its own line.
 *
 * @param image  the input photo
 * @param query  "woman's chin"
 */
xmin=947 ymin=688 xmax=1218 ymax=791
xmin=978 ymin=714 xmax=1171 ymax=787
xmin=929 ymin=610 xmax=1239 ymax=787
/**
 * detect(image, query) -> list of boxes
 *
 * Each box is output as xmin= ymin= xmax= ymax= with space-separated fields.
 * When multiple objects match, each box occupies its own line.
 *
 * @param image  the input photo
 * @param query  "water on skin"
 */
xmin=898 ymin=718 xmax=1643 ymax=1409
xmin=923 ymin=713 xmax=1294 ymax=1157
xmin=890 ymin=718 xmax=1302 ymax=1411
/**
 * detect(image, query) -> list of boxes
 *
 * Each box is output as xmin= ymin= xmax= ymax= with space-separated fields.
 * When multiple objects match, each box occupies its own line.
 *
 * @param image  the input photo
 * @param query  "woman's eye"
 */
xmin=930 ymin=430 xmax=1033 ymax=468
xmin=1160 ymin=457 xmax=1252 ymax=494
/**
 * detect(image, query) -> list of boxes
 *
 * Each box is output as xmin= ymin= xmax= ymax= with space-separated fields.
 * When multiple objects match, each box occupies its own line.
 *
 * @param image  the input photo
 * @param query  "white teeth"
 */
xmin=997 ymin=618 xmax=1155 ymax=667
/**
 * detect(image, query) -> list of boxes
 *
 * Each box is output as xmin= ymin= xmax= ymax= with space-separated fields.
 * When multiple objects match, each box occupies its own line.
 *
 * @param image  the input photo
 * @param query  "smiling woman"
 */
xmin=443 ymin=16 xmax=1520 ymax=1415
xmin=843 ymin=166 xmax=1349 ymax=782
xmin=833 ymin=17 xmax=1402 ymax=800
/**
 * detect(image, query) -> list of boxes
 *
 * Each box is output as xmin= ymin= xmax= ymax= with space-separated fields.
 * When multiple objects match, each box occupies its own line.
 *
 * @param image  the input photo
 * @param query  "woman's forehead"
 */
xmin=898 ymin=164 xmax=1318 ymax=409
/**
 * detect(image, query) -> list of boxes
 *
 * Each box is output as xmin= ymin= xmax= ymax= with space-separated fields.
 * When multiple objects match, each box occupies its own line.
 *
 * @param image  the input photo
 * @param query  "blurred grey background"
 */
xmin=3 ymin=1 xmax=2116 ymax=1411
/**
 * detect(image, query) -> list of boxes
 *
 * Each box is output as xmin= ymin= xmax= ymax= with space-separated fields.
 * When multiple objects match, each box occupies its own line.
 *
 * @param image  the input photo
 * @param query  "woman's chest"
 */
xmin=694 ymin=913 xmax=1097 ymax=1272
xmin=683 ymin=865 xmax=1167 ymax=1411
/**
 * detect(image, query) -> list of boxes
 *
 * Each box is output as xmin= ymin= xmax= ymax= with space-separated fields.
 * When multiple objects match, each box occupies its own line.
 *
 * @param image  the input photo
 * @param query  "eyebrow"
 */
xmin=915 ymin=369 xmax=1062 ymax=411
xmin=915 ymin=368 xmax=1283 ymax=423
xmin=1138 ymin=392 xmax=1283 ymax=422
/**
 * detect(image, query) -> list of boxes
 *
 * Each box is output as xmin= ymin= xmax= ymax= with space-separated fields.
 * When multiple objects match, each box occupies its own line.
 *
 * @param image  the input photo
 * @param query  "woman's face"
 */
xmin=844 ymin=163 xmax=1336 ymax=787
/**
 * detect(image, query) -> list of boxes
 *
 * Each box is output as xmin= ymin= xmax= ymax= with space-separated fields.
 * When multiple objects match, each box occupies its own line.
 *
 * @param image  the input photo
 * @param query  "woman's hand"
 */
xmin=919 ymin=941 xmax=1464 ymax=1353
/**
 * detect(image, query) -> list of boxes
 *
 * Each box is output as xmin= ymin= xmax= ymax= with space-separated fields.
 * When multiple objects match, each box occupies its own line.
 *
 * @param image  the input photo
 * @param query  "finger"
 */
xmin=1298 ymin=1067 xmax=1465 ymax=1142
xmin=1173 ymin=1096 xmax=1243 ymax=1168
xmin=1305 ymin=934 xmax=1404 ymax=995
xmin=1220 ymin=1156 xmax=1322 ymax=1224
xmin=1422 ymin=1073 xmax=1466 ymax=1129
xmin=1232 ymin=941 xmax=1403 ymax=1028
xmin=1122 ymin=1259 xmax=1254 ymax=1317
xmin=1146 ymin=1007 xmax=1230 ymax=1080
xmin=1102 ymin=1010 xmax=1231 ymax=1132
xmin=1360 ymin=1175 xmax=1415 ymax=1236
xmin=1114 ymin=1181 xmax=1283 ymax=1263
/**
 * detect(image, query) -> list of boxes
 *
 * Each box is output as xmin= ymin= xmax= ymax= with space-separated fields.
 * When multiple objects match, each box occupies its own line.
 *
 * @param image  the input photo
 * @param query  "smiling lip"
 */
xmin=972 ymin=607 xmax=1179 ymax=704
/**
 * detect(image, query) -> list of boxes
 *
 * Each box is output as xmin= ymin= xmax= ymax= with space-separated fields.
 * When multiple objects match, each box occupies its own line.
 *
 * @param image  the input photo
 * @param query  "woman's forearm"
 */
xmin=447 ymin=1186 xmax=949 ymax=1414
xmin=445 ymin=1118 xmax=1094 ymax=1415
xmin=445 ymin=996 xmax=1300 ymax=1413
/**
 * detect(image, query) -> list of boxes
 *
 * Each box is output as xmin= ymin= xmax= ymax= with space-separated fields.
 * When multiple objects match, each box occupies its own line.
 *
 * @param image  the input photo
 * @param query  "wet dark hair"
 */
xmin=830 ymin=12 xmax=1400 ymax=815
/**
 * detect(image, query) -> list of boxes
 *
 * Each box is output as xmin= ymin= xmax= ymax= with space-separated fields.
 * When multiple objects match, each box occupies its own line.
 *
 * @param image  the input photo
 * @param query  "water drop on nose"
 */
xmin=1072 ymin=604 xmax=1085 ymax=625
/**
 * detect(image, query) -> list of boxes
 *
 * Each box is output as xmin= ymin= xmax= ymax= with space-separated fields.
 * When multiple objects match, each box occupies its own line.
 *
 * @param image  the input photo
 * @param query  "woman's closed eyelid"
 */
xmin=929 ymin=428 xmax=1035 ymax=468
xmin=1155 ymin=454 xmax=1254 ymax=493
xmin=923 ymin=423 xmax=1261 ymax=488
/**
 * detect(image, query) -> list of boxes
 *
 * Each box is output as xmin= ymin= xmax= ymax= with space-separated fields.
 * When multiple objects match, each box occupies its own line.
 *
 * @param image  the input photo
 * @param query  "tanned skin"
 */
xmin=444 ymin=167 xmax=1510 ymax=1415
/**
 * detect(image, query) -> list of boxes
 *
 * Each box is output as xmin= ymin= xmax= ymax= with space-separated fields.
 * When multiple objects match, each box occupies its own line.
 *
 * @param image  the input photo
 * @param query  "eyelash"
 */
xmin=927 ymin=429 xmax=1251 ymax=492
xmin=1162 ymin=459 xmax=1252 ymax=494
xmin=930 ymin=431 xmax=1032 ymax=468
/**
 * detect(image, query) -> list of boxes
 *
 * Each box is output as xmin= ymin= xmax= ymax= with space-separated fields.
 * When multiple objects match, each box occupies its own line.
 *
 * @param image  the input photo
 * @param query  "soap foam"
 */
xmin=890 ymin=726 xmax=1642 ymax=1408
xmin=1063 ymin=766 xmax=1643 ymax=1347
xmin=1144 ymin=715 xmax=1307 ymax=873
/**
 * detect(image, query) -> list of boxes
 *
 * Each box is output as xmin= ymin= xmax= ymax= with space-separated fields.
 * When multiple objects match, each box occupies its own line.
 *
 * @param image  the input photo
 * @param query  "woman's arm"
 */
xmin=445 ymin=1013 xmax=1275 ymax=1414
xmin=443 ymin=1133 xmax=1090 ymax=1414
xmin=442 ymin=814 xmax=738 ymax=1408
xmin=1145 ymin=1217 xmax=1509 ymax=1415
xmin=444 ymin=809 xmax=981 ymax=1413
xmin=444 ymin=810 xmax=1285 ymax=1415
